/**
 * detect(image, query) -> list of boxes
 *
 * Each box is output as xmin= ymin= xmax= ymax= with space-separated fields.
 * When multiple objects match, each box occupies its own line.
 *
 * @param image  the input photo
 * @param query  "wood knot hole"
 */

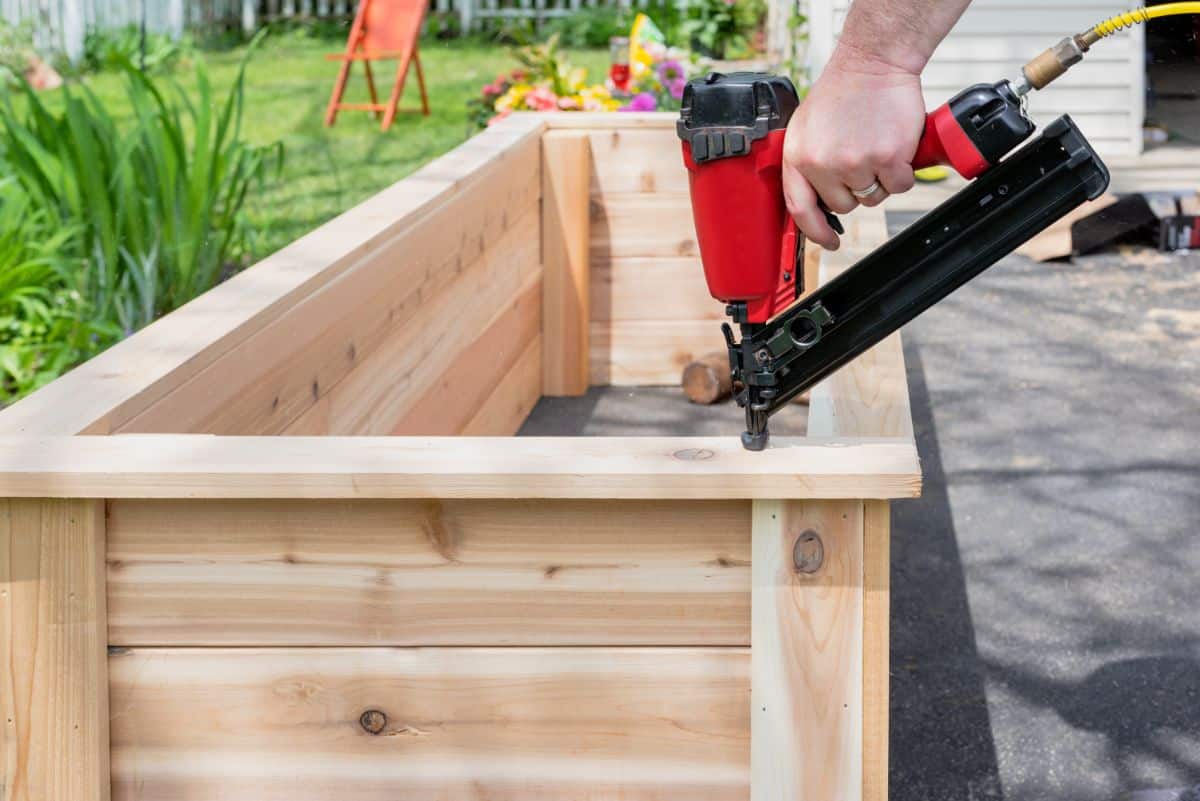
xmin=360 ymin=709 xmax=388 ymax=735
xmin=793 ymin=530 xmax=823 ymax=574
xmin=673 ymin=448 xmax=715 ymax=461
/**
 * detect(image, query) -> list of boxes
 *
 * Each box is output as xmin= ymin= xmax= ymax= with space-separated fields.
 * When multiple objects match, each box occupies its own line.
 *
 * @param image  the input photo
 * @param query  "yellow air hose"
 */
xmin=1092 ymin=3 xmax=1200 ymax=37
xmin=1016 ymin=3 xmax=1200 ymax=93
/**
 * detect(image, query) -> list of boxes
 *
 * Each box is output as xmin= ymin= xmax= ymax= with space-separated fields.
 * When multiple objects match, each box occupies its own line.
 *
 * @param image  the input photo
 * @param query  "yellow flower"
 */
xmin=495 ymin=84 xmax=532 ymax=113
xmin=566 ymin=67 xmax=588 ymax=92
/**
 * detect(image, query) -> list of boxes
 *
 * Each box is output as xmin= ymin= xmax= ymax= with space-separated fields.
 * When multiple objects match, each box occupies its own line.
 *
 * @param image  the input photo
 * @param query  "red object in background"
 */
xmin=682 ymin=129 xmax=797 ymax=324
xmin=609 ymin=63 xmax=631 ymax=91
xmin=609 ymin=36 xmax=631 ymax=92
xmin=325 ymin=0 xmax=432 ymax=131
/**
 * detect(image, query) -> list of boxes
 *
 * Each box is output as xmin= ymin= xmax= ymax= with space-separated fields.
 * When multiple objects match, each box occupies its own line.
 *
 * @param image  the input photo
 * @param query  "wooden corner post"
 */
xmin=541 ymin=130 xmax=591 ymax=396
xmin=752 ymin=499 xmax=865 ymax=801
xmin=1 ymin=499 xmax=110 ymax=801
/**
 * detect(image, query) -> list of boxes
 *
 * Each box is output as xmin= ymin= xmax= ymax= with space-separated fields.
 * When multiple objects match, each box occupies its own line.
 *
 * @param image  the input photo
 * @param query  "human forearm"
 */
xmin=834 ymin=0 xmax=973 ymax=75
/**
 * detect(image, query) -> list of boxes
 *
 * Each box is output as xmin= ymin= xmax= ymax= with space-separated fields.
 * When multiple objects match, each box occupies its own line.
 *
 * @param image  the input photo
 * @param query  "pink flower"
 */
xmin=667 ymin=78 xmax=686 ymax=99
xmin=620 ymin=92 xmax=658 ymax=112
xmin=482 ymin=82 xmax=502 ymax=98
xmin=657 ymin=59 xmax=685 ymax=84
xmin=487 ymin=109 xmax=512 ymax=126
xmin=557 ymin=96 xmax=582 ymax=111
xmin=510 ymin=69 xmax=529 ymax=82
xmin=525 ymin=86 xmax=559 ymax=111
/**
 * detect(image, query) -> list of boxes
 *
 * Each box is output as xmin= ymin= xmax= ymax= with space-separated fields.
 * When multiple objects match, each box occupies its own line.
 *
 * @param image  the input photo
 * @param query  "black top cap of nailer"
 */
xmin=677 ymin=72 xmax=799 ymax=162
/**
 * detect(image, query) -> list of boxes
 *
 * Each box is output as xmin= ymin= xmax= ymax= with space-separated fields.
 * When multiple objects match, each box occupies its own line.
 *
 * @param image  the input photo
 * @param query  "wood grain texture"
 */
xmin=590 ymin=320 xmax=724 ymax=386
xmin=752 ymin=499 xmax=864 ymax=801
xmin=461 ymin=336 xmax=542 ymax=435
xmin=0 ymin=114 xmax=547 ymax=437
xmin=106 ymin=498 xmax=752 ymax=646
xmin=541 ymin=131 xmax=591 ymax=396
xmin=863 ymin=500 xmax=890 ymax=801
xmin=391 ymin=276 xmax=541 ymax=434
xmin=590 ymin=257 xmax=717 ymax=323
xmin=1 ymin=499 xmax=109 ymax=801
xmin=283 ymin=202 xmax=542 ymax=436
xmin=590 ymin=193 xmax=696 ymax=262
xmin=584 ymin=127 xmax=689 ymax=196
xmin=0 ymin=436 xmax=921 ymax=499
xmin=806 ymin=208 xmax=914 ymax=440
xmin=108 ymin=647 xmax=750 ymax=801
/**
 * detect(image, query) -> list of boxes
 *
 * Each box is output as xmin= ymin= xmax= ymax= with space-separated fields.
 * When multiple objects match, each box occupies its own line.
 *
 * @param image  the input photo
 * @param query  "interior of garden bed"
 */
xmin=0 ymin=112 xmax=904 ymax=451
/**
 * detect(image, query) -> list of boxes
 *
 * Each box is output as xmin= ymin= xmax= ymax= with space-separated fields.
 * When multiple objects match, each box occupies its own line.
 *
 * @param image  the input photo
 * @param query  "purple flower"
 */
xmin=620 ymin=92 xmax=658 ymax=112
xmin=657 ymin=59 xmax=685 ymax=84
xmin=667 ymin=78 xmax=686 ymax=99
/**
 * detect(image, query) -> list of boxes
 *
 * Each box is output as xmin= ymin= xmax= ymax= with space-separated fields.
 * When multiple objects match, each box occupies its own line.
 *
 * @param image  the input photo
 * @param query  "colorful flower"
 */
xmin=620 ymin=92 xmax=658 ymax=112
xmin=487 ymin=108 xmax=513 ymax=126
xmin=525 ymin=85 xmax=560 ymax=111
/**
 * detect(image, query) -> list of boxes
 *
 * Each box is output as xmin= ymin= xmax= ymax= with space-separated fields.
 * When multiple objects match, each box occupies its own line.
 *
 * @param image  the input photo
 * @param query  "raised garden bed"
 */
xmin=0 ymin=112 xmax=919 ymax=801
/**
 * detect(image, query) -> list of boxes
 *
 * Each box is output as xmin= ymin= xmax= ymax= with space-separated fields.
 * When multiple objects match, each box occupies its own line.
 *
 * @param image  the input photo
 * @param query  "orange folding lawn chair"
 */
xmin=325 ymin=0 xmax=431 ymax=131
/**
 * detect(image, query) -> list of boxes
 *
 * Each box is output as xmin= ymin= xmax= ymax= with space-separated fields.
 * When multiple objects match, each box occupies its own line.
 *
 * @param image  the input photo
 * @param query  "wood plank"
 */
xmin=461 ymin=335 xmax=543 ymax=435
xmin=590 ymin=193 xmax=697 ymax=262
xmin=0 ymin=114 xmax=547 ymax=437
xmin=391 ymin=276 xmax=541 ymax=434
xmin=544 ymin=111 xmax=675 ymax=130
xmin=752 ymin=499 xmax=863 ymax=801
xmin=1 ymin=499 xmax=109 ymax=801
xmin=863 ymin=500 xmax=890 ymax=801
xmin=108 ymin=647 xmax=750 ymax=801
xmin=121 ymin=154 xmax=542 ymax=437
xmin=585 ymin=128 xmax=689 ymax=196
xmin=591 ymin=257 xmax=718 ymax=323
xmin=106 ymin=498 xmax=751 ymax=646
xmin=806 ymin=208 xmax=914 ymax=439
xmin=314 ymin=205 xmax=541 ymax=434
xmin=0 ymin=435 xmax=922 ymax=500
xmin=590 ymin=320 xmax=725 ymax=386
xmin=541 ymin=131 xmax=591 ymax=396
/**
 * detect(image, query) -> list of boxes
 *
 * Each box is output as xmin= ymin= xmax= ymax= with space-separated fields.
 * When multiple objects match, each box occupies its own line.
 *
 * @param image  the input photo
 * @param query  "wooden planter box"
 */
xmin=0 ymin=113 xmax=919 ymax=801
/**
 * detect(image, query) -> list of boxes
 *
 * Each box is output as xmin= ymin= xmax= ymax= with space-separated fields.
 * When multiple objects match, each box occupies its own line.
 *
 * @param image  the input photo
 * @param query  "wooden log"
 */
xmin=541 ymin=130 xmax=591 ymax=396
xmin=1 ymin=499 xmax=109 ymax=801
xmin=682 ymin=351 xmax=733 ymax=405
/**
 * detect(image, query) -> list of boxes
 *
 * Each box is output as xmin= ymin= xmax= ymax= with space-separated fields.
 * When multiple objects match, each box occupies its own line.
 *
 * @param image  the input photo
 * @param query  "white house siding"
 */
xmin=808 ymin=0 xmax=1144 ymax=157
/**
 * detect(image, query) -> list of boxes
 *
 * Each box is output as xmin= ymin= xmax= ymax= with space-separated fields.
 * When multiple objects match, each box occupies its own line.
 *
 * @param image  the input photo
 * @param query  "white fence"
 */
xmin=1 ymin=0 xmax=669 ymax=62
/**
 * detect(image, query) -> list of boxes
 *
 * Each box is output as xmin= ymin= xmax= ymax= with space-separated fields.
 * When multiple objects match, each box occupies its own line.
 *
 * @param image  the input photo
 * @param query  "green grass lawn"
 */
xmin=59 ymin=33 xmax=607 ymax=259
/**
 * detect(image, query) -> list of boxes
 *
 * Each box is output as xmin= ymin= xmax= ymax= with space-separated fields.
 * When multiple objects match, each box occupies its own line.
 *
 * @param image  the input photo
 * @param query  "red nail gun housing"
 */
xmin=678 ymin=73 xmax=801 ymax=324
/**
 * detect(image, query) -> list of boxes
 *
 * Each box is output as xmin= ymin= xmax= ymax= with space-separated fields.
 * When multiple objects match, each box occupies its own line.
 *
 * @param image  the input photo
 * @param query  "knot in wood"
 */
xmin=673 ymin=448 xmax=715 ymax=461
xmin=360 ymin=709 xmax=388 ymax=735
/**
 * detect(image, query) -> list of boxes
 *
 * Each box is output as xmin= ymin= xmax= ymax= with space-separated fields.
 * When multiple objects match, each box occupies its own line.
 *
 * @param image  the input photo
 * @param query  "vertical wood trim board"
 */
xmin=541 ymin=130 xmax=591 ymax=396
xmin=862 ymin=500 xmax=891 ymax=801
xmin=1 ymin=499 xmax=109 ymax=801
xmin=752 ymin=499 xmax=863 ymax=801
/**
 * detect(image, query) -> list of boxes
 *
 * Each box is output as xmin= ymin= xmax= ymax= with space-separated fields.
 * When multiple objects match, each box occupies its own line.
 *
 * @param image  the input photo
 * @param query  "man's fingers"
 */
xmin=808 ymin=173 xmax=860 ymax=216
xmin=783 ymin=166 xmax=841 ymax=250
xmin=877 ymin=159 xmax=917 ymax=196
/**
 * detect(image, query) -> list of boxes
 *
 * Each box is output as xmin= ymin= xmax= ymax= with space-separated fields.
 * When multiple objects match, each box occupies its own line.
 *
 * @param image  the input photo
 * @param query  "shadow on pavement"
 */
xmin=891 ymin=337 xmax=1004 ymax=801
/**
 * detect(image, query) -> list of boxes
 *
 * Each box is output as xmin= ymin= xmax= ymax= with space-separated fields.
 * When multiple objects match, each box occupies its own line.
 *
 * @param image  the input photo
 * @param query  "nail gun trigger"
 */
xmin=824 ymin=209 xmax=844 ymax=236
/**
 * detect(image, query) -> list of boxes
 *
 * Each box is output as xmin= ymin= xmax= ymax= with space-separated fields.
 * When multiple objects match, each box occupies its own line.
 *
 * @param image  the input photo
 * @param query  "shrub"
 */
xmin=543 ymin=6 xmax=629 ymax=48
xmin=0 ymin=18 xmax=36 ymax=85
xmin=0 ymin=178 xmax=111 ymax=401
xmin=681 ymin=0 xmax=765 ymax=59
xmin=82 ymin=25 xmax=192 ymax=74
xmin=0 ymin=45 xmax=282 ymax=339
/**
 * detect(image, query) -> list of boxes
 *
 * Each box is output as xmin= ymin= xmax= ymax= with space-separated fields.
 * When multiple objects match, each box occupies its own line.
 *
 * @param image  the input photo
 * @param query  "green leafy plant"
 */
xmin=82 ymin=25 xmax=192 ymax=74
xmin=0 ymin=178 xmax=112 ymax=402
xmin=681 ymin=0 xmax=764 ymax=58
xmin=543 ymin=6 xmax=628 ymax=48
xmin=0 ymin=41 xmax=283 ymax=339
xmin=0 ymin=18 xmax=36 ymax=85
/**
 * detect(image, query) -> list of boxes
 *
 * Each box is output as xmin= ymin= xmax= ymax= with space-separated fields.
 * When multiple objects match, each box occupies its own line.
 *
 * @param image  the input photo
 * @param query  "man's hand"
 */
xmin=783 ymin=51 xmax=925 ymax=250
